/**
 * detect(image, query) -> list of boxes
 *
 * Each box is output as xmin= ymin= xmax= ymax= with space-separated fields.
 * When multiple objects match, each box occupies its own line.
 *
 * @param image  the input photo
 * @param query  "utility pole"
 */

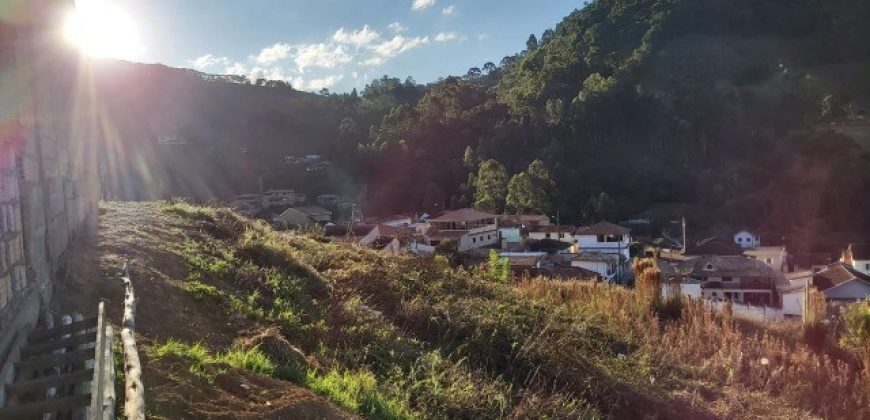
xmin=682 ymin=217 xmax=687 ymax=253
xmin=803 ymin=277 xmax=809 ymax=323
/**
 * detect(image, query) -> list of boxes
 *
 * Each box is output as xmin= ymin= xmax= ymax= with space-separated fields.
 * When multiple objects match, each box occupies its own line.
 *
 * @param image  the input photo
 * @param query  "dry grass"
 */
xmin=91 ymin=201 xmax=870 ymax=419
xmin=515 ymin=277 xmax=870 ymax=419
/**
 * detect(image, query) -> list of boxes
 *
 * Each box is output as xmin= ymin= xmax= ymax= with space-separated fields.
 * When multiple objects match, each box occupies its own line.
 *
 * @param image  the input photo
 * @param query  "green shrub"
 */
xmin=840 ymin=300 xmax=870 ymax=352
xmin=487 ymin=249 xmax=510 ymax=283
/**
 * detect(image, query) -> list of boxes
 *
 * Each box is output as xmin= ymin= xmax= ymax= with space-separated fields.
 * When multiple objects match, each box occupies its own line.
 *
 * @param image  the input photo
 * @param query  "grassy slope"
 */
xmin=70 ymin=202 xmax=868 ymax=419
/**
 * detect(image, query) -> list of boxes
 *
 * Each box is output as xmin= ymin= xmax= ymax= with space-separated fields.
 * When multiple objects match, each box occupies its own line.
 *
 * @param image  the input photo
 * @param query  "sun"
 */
xmin=64 ymin=0 xmax=144 ymax=60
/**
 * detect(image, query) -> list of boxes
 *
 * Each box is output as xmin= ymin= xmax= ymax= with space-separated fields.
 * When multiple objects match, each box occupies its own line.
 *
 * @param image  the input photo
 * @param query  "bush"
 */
xmin=487 ymin=249 xmax=510 ymax=283
xmin=840 ymin=300 xmax=870 ymax=356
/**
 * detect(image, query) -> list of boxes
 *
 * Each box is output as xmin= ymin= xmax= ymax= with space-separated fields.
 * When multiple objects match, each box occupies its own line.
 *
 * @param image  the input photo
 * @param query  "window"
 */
xmin=597 ymin=235 xmax=605 ymax=242
xmin=866 ymin=263 xmax=870 ymax=271
xmin=472 ymin=237 xmax=476 ymax=243
xmin=545 ymin=233 xmax=551 ymax=239
xmin=737 ymin=237 xmax=742 ymax=243
xmin=704 ymin=263 xmax=715 ymax=271
xmin=766 ymin=258 xmax=772 ymax=264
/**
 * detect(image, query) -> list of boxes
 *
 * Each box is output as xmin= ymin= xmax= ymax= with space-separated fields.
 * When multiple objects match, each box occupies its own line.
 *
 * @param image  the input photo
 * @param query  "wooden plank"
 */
xmin=122 ymin=263 xmax=145 ymax=420
xmin=99 ymin=326 xmax=116 ymax=420
xmin=15 ymin=347 xmax=94 ymax=372
xmin=21 ymin=334 xmax=95 ymax=357
xmin=6 ymin=368 xmax=94 ymax=396
xmin=0 ymin=394 xmax=91 ymax=419
xmin=90 ymin=301 xmax=106 ymax=420
xmin=28 ymin=318 xmax=98 ymax=342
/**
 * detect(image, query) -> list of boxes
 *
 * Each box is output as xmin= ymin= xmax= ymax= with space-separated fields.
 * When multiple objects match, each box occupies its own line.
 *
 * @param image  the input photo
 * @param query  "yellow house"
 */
xmin=273 ymin=206 xmax=332 ymax=228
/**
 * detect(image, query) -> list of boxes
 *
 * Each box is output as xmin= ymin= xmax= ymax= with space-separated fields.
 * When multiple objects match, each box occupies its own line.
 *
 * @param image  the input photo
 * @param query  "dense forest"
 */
xmin=99 ymin=0 xmax=870 ymax=252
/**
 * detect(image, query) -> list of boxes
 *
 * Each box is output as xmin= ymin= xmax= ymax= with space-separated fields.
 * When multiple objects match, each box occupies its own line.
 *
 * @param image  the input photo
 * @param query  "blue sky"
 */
xmin=114 ymin=0 xmax=585 ymax=92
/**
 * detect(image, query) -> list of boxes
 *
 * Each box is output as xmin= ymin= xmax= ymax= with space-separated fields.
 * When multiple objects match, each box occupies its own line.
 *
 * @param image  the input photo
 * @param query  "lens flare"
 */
xmin=63 ymin=0 xmax=144 ymax=60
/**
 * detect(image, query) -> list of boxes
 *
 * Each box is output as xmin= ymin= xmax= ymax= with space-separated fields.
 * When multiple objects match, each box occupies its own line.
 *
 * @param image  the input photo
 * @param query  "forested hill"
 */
xmin=98 ymin=0 xmax=870 ymax=251
xmin=357 ymin=0 xmax=870 ymax=252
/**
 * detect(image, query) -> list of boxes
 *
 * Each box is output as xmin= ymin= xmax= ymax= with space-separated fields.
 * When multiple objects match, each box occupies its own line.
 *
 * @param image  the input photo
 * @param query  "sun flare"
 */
xmin=64 ymin=0 xmax=144 ymax=60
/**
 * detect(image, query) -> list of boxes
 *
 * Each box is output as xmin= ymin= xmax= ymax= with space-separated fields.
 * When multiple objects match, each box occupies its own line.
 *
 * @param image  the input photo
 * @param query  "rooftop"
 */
xmin=678 ymin=255 xmax=774 ymax=278
xmin=813 ymin=263 xmax=870 ymax=289
xmin=429 ymin=208 xmax=497 ymax=223
xmin=576 ymin=221 xmax=630 ymax=236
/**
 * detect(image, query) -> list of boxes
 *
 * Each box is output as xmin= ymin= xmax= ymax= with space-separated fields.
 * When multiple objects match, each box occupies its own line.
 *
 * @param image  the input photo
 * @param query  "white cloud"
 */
xmin=478 ymin=33 xmax=490 ymax=42
xmin=333 ymin=25 xmax=381 ymax=47
xmin=225 ymin=62 xmax=247 ymax=76
xmin=249 ymin=66 xmax=287 ymax=81
xmin=372 ymin=35 xmax=429 ymax=58
xmin=292 ymin=75 xmax=344 ymax=91
xmin=434 ymin=32 xmax=459 ymax=42
xmin=256 ymin=42 xmax=291 ymax=64
xmin=295 ymin=43 xmax=352 ymax=71
xmin=190 ymin=54 xmax=230 ymax=70
xmin=387 ymin=22 xmax=407 ymax=33
xmin=441 ymin=5 xmax=456 ymax=16
xmin=411 ymin=0 xmax=436 ymax=11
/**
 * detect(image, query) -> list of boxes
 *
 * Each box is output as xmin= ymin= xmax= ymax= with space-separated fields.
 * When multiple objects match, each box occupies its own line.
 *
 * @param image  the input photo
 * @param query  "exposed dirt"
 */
xmin=52 ymin=202 xmax=355 ymax=419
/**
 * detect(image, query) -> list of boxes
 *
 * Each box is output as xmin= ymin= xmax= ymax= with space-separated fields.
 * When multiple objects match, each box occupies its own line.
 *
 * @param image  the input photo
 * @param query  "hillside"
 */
xmin=57 ymin=202 xmax=869 ymax=419
xmin=96 ymin=0 xmax=870 ymax=249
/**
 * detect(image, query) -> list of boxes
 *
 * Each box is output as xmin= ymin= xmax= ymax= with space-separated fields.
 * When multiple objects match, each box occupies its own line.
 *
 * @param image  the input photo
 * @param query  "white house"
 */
xmin=744 ymin=245 xmax=788 ymax=272
xmin=423 ymin=208 xmax=500 ymax=252
xmin=672 ymin=255 xmax=777 ymax=306
xmin=781 ymin=264 xmax=870 ymax=319
xmin=526 ymin=225 xmax=577 ymax=242
xmin=733 ymin=230 xmax=761 ymax=249
xmin=574 ymin=222 xmax=631 ymax=260
xmin=841 ymin=243 xmax=870 ymax=276
xmin=813 ymin=263 xmax=870 ymax=305
xmin=570 ymin=252 xmax=621 ymax=279
xmin=264 ymin=189 xmax=304 ymax=208
xmin=497 ymin=214 xmax=550 ymax=250
xmin=232 ymin=193 xmax=262 ymax=216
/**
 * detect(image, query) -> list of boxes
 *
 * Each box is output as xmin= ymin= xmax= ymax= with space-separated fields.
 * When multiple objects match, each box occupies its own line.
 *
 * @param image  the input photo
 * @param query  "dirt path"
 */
xmin=52 ymin=202 xmax=356 ymax=419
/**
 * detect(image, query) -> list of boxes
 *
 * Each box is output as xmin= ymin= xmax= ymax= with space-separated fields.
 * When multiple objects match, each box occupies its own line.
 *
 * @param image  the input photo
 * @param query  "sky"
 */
xmin=80 ymin=0 xmax=585 ymax=92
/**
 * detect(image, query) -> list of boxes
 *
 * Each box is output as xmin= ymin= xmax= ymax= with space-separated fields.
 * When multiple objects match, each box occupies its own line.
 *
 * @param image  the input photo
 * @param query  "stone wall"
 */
xmin=0 ymin=0 xmax=101 ymax=405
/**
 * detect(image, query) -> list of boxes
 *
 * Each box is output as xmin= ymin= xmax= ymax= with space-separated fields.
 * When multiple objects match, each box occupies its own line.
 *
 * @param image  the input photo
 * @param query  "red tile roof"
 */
xmin=813 ymin=263 xmax=870 ymax=290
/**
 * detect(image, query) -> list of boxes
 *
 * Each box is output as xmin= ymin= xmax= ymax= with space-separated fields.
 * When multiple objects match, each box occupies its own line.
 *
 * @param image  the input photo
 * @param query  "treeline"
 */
xmin=100 ymin=0 xmax=870 ymax=249
xmin=330 ymin=0 xmax=870 ymax=249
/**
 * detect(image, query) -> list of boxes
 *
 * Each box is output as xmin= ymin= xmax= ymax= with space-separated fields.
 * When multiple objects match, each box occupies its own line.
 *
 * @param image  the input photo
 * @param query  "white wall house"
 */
xmin=672 ymin=255 xmax=777 ymax=306
xmin=264 ymin=189 xmax=304 ymax=208
xmin=573 ymin=222 xmax=631 ymax=260
xmin=424 ymin=208 xmax=500 ymax=252
xmin=733 ymin=230 xmax=761 ymax=249
xmin=570 ymin=252 xmax=620 ymax=279
xmin=842 ymin=243 xmax=870 ymax=276
xmin=744 ymin=246 xmax=788 ymax=272
xmin=527 ymin=226 xmax=577 ymax=242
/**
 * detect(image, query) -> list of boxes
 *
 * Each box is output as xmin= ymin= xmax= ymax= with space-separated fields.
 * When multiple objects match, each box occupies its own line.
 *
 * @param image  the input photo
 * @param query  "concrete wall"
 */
xmin=0 ymin=1 xmax=101 ymax=405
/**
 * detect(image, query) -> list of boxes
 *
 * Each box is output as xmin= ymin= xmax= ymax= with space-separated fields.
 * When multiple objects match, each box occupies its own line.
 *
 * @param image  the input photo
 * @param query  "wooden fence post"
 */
xmin=121 ymin=264 xmax=145 ymax=420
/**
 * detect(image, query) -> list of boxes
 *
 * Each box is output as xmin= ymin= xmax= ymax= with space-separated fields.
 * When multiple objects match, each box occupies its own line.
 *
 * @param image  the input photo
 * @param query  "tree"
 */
xmin=462 ymin=146 xmax=477 ymax=169
xmin=488 ymin=249 xmax=511 ymax=283
xmin=473 ymin=159 xmax=508 ymax=213
xmin=467 ymin=67 xmax=482 ymax=79
xmin=526 ymin=34 xmax=539 ymax=52
xmin=506 ymin=160 xmax=554 ymax=214
xmin=541 ymin=29 xmax=555 ymax=44
xmin=583 ymin=192 xmax=616 ymax=222
xmin=483 ymin=62 xmax=497 ymax=75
